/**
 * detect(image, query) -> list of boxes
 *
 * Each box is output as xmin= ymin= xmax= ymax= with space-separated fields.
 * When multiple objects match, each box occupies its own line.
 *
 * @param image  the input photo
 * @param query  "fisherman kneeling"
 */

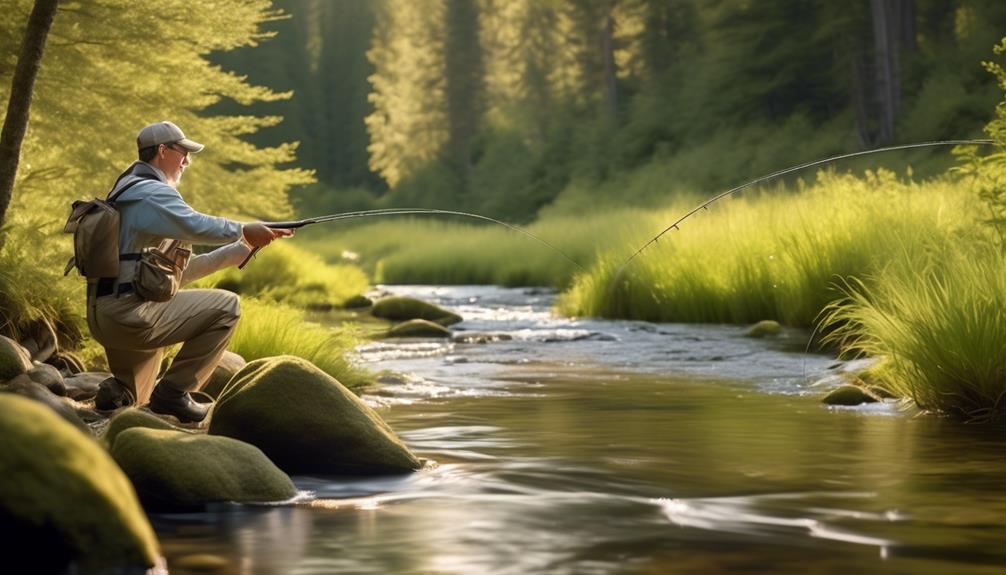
xmin=84 ymin=121 xmax=291 ymax=422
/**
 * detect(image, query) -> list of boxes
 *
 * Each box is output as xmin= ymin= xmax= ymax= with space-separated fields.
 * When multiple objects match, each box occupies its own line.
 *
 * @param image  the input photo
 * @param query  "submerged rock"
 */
xmin=0 ymin=394 xmax=159 ymax=572
xmin=209 ymin=355 xmax=421 ymax=475
xmin=103 ymin=407 xmax=186 ymax=448
xmin=111 ymin=427 xmax=297 ymax=509
xmin=387 ymin=319 xmax=452 ymax=338
xmin=821 ymin=385 xmax=880 ymax=406
xmin=371 ymin=296 xmax=462 ymax=326
xmin=0 ymin=335 xmax=32 ymax=382
xmin=744 ymin=320 xmax=782 ymax=338
xmin=452 ymin=332 xmax=513 ymax=344
xmin=202 ymin=350 xmax=247 ymax=399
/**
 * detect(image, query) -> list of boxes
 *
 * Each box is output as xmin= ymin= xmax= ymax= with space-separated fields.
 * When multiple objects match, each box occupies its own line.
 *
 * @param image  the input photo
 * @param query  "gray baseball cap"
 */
xmin=136 ymin=121 xmax=204 ymax=153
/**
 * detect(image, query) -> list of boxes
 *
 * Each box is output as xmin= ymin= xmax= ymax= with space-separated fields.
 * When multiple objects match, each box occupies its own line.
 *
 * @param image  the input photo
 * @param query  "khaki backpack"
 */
xmin=62 ymin=174 xmax=154 ymax=278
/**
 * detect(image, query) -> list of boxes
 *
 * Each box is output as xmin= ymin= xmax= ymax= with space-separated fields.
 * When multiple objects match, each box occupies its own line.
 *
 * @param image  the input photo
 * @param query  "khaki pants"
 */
xmin=87 ymin=288 xmax=240 ymax=404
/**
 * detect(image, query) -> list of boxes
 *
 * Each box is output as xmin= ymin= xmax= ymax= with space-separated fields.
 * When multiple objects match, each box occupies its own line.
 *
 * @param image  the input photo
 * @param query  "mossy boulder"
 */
xmin=209 ymin=356 xmax=421 ymax=475
xmin=371 ymin=296 xmax=462 ymax=326
xmin=343 ymin=294 xmax=373 ymax=309
xmin=202 ymin=351 xmax=247 ymax=399
xmin=0 ymin=335 xmax=32 ymax=382
xmin=103 ymin=408 xmax=185 ymax=448
xmin=744 ymin=320 xmax=782 ymax=338
xmin=27 ymin=362 xmax=66 ymax=396
xmin=387 ymin=319 xmax=452 ymax=339
xmin=1 ymin=374 xmax=88 ymax=432
xmin=0 ymin=394 xmax=159 ymax=572
xmin=111 ymin=428 xmax=297 ymax=509
xmin=822 ymin=385 xmax=880 ymax=406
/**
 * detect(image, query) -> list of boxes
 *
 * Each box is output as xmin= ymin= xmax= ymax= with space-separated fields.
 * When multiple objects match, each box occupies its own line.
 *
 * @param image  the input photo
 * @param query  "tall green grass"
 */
xmin=228 ymin=298 xmax=372 ymax=390
xmin=821 ymin=247 xmax=1006 ymax=420
xmin=1 ymin=213 xmax=84 ymax=345
xmin=193 ymin=240 xmax=369 ymax=308
xmin=297 ymin=212 xmax=656 ymax=288
xmin=559 ymin=171 xmax=986 ymax=326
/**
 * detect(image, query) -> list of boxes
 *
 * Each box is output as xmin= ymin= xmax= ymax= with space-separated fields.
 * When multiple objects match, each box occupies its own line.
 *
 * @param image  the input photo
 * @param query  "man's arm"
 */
xmin=180 ymin=240 xmax=253 ymax=286
xmin=137 ymin=185 xmax=242 ymax=245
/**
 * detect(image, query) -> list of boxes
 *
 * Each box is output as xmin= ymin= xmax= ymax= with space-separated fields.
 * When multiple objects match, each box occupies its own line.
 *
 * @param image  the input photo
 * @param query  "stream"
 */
xmin=153 ymin=285 xmax=1006 ymax=574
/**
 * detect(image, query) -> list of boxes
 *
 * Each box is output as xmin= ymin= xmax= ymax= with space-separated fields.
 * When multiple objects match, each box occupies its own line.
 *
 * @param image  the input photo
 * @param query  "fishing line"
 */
xmin=618 ymin=139 xmax=996 ymax=272
xmin=241 ymin=207 xmax=585 ymax=271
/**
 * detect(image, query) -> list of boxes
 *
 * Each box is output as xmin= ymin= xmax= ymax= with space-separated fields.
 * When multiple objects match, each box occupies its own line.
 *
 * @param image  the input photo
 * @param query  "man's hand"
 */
xmin=242 ymin=223 xmax=295 ymax=248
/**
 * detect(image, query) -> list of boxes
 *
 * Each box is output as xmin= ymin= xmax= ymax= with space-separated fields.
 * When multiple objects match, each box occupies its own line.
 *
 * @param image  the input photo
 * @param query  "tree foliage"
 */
xmin=0 ymin=0 xmax=312 ymax=225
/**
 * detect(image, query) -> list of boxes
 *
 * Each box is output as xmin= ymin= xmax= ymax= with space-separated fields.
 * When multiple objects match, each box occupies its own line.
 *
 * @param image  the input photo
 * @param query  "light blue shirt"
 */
xmin=109 ymin=161 xmax=250 ymax=285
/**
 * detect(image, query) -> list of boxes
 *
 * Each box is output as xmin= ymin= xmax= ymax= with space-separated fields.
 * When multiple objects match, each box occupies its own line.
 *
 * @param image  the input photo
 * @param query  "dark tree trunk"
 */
xmin=0 ymin=0 xmax=60 ymax=235
xmin=868 ymin=0 xmax=914 ymax=145
xmin=600 ymin=3 xmax=618 ymax=114
xmin=444 ymin=0 xmax=485 ymax=184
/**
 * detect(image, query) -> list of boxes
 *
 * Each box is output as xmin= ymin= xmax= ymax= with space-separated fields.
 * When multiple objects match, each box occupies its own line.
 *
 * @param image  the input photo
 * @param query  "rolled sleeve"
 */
xmin=181 ymin=241 xmax=254 ymax=286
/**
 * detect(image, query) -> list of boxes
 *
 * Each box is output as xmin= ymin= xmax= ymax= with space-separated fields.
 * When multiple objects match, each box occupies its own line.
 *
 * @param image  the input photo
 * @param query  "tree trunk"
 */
xmin=0 ymin=0 xmax=60 ymax=235
xmin=444 ymin=0 xmax=485 ymax=184
xmin=600 ymin=2 xmax=618 ymax=115
xmin=869 ymin=0 xmax=914 ymax=145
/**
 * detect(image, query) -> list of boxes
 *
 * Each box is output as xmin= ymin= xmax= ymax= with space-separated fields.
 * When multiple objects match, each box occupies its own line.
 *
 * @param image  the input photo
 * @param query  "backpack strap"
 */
xmin=106 ymin=175 xmax=155 ymax=203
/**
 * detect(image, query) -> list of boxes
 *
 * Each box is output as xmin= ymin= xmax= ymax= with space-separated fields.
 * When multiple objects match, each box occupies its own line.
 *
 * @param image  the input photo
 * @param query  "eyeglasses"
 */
xmin=164 ymin=143 xmax=190 ymax=158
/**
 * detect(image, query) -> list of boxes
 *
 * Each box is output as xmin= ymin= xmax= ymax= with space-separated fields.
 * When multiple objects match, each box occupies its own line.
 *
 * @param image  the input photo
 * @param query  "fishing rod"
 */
xmin=617 ymin=139 xmax=997 ymax=272
xmin=238 ymin=207 xmax=586 ymax=271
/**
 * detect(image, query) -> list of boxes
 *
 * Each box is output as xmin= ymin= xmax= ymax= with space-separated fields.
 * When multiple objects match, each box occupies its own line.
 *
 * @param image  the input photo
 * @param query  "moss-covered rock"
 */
xmin=1 ymin=374 xmax=88 ymax=432
xmin=202 ymin=351 xmax=247 ymax=399
xmin=821 ymin=385 xmax=880 ymax=406
xmin=0 ymin=335 xmax=32 ymax=382
xmin=111 ymin=428 xmax=297 ymax=509
xmin=0 ymin=394 xmax=159 ymax=572
xmin=27 ymin=362 xmax=66 ymax=396
xmin=103 ymin=408 xmax=185 ymax=448
xmin=371 ymin=296 xmax=462 ymax=326
xmin=343 ymin=294 xmax=374 ymax=309
xmin=209 ymin=356 xmax=420 ymax=475
xmin=744 ymin=320 xmax=782 ymax=338
xmin=387 ymin=319 xmax=452 ymax=339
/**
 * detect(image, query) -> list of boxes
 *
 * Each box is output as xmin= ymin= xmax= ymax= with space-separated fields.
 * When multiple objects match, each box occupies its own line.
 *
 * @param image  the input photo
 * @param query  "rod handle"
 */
xmin=238 ymin=246 xmax=261 ymax=270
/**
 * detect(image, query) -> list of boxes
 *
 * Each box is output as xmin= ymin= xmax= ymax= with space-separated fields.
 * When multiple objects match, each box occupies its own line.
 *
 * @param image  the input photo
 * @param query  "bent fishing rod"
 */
xmin=616 ymin=139 xmax=997 ymax=274
xmin=238 ymin=207 xmax=586 ymax=271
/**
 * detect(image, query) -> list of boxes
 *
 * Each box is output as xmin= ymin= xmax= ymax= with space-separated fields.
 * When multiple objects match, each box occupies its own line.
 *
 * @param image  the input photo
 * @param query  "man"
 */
xmin=89 ymin=121 xmax=291 ymax=422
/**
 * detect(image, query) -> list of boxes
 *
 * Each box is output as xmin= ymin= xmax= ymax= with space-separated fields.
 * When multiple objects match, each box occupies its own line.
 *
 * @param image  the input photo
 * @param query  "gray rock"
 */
xmin=28 ymin=362 xmax=66 ymax=396
xmin=0 ymin=335 xmax=33 ymax=382
xmin=1 ymin=374 xmax=89 ymax=432
xmin=63 ymin=371 xmax=112 ymax=401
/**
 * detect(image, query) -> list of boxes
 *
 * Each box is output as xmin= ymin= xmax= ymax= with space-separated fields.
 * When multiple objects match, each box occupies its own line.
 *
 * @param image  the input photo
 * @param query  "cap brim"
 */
xmin=177 ymin=138 xmax=204 ymax=153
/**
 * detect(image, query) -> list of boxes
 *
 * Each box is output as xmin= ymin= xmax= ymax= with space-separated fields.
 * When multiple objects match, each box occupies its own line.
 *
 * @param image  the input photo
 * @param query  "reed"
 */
xmin=559 ymin=170 xmax=985 ymax=326
xmin=193 ymin=241 xmax=369 ymax=309
xmin=227 ymin=298 xmax=372 ymax=390
xmin=821 ymin=246 xmax=1006 ymax=420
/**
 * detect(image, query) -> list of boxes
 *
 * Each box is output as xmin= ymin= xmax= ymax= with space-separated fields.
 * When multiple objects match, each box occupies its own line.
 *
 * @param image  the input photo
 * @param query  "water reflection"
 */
xmin=152 ymin=286 xmax=1006 ymax=573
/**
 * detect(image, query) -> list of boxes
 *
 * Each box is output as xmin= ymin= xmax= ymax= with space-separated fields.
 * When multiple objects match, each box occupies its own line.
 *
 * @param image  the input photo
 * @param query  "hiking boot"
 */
xmin=149 ymin=381 xmax=211 ymax=423
xmin=94 ymin=377 xmax=135 ymax=411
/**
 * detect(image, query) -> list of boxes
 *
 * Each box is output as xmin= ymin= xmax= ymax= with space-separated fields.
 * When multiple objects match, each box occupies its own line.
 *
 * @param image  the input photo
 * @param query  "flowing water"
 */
xmin=153 ymin=286 xmax=1006 ymax=574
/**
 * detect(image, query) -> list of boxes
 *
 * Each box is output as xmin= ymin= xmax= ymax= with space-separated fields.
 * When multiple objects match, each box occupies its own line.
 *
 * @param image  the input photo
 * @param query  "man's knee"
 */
xmin=216 ymin=289 xmax=241 ymax=323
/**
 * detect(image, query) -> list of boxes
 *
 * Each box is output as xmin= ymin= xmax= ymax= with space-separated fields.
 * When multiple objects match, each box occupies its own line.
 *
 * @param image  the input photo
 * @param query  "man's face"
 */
xmin=160 ymin=143 xmax=190 ymax=185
